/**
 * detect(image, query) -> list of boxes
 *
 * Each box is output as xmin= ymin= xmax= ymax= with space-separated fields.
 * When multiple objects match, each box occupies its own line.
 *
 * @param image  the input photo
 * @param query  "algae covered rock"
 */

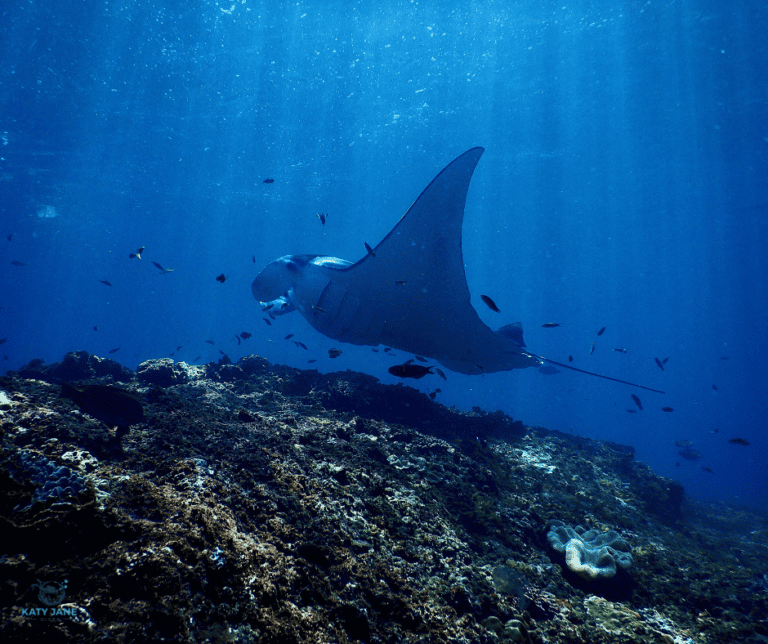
xmin=547 ymin=520 xmax=633 ymax=581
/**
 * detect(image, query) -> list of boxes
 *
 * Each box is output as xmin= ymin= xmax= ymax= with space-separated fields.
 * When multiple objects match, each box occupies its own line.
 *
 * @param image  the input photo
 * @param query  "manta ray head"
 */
xmin=251 ymin=254 xmax=318 ymax=303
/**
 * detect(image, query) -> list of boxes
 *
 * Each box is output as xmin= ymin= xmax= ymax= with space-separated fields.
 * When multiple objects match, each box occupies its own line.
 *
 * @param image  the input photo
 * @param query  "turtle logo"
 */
xmin=30 ymin=579 xmax=68 ymax=606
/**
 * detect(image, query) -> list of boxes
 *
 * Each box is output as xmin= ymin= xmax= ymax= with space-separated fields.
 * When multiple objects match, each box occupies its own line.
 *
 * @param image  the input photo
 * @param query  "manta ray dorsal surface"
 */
xmin=253 ymin=147 xmax=537 ymax=375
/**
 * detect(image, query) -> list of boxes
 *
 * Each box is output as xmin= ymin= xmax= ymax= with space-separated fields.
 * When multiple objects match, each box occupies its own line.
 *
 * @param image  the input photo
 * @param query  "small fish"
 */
xmin=597 ymin=326 xmax=606 ymax=336
xmin=59 ymin=382 xmax=144 ymax=428
xmin=169 ymin=351 xmax=175 ymax=356
xmin=11 ymin=260 xmax=28 ymax=266
xmin=383 ymin=347 xmax=392 ymax=353
xmin=589 ymin=343 xmax=595 ymax=355
xmin=152 ymin=261 xmax=173 ymax=273
xmin=262 ymin=303 xmax=274 ymax=311
xmin=293 ymin=341 xmax=308 ymax=350
xmin=176 ymin=345 xmax=182 ymax=351
xmin=108 ymin=347 xmax=120 ymax=354
xmin=435 ymin=368 xmax=447 ymax=380
xmin=613 ymin=348 xmax=627 ymax=353
xmin=395 ymin=280 xmax=407 ymax=285
xmin=712 ymin=384 xmax=718 ymax=391
xmin=128 ymin=246 xmax=145 ymax=259
xmin=541 ymin=323 xmax=561 ymax=328
xmin=216 ymin=273 xmax=227 ymax=283
xmin=280 ymin=302 xmax=289 ymax=309
xmin=0 ymin=338 xmax=6 ymax=345
xmin=307 ymin=359 xmax=317 ymax=363
xmin=252 ymin=256 xmax=256 ymax=263
xmin=364 ymin=242 xmax=375 ymax=257
xmin=6 ymin=233 xmax=12 ymax=241
xmin=414 ymin=355 xmax=427 ymax=362
xmin=711 ymin=428 xmax=719 ymax=434
xmin=372 ymin=348 xmax=379 ymax=352
xmin=568 ymin=355 xmax=573 ymax=362
xmin=720 ymin=356 xmax=730 ymax=360
xmin=99 ymin=279 xmax=112 ymax=286
xmin=312 ymin=305 xmax=329 ymax=315
xmin=626 ymin=409 xmax=638 ymax=413
xmin=728 ymin=437 xmax=750 ymax=446
xmin=240 ymin=332 xmax=252 ymax=339
xmin=388 ymin=360 xmax=434 ymax=379
xmin=631 ymin=394 xmax=643 ymax=410
xmin=328 ymin=348 xmax=342 ymax=359
xmin=429 ymin=391 xmax=437 ymax=400
xmin=662 ymin=357 xmax=669 ymax=364
xmin=481 ymin=295 xmax=500 ymax=313
xmin=263 ymin=178 xmax=274 ymax=184
xmin=674 ymin=440 xmax=693 ymax=448
xmin=193 ymin=356 xmax=201 ymax=362
xmin=205 ymin=340 xmax=215 ymax=345
xmin=701 ymin=466 xmax=714 ymax=474
xmin=263 ymin=318 xmax=272 ymax=326
xmin=284 ymin=333 xmax=294 ymax=340
xmin=661 ymin=407 xmax=673 ymax=412
xmin=93 ymin=326 xmax=98 ymax=331
xmin=317 ymin=212 xmax=328 ymax=228
xmin=220 ymin=350 xmax=225 ymax=355
xmin=655 ymin=358 xmax=665 ymax=371
xmin=234 ymin=335 xmax=241 ymax=345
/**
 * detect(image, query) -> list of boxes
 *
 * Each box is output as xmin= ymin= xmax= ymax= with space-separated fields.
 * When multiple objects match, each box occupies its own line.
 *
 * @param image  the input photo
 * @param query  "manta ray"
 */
xmin=253 ymin=147 xmax=663 ymax=393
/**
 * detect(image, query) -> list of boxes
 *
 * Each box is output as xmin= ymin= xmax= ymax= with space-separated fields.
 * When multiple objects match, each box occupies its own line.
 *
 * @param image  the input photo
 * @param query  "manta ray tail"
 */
xmin=527 ymin=354 xmax=665 ymax=394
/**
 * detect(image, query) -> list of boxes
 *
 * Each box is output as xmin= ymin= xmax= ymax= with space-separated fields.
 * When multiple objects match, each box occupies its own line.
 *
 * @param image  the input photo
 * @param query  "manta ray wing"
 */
xmin=316 ymin=147 xmax=535 ymax=374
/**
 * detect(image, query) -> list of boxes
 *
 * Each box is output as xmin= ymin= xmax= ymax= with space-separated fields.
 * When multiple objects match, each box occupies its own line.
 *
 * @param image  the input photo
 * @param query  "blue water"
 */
xmin=2 ymin=1 xmax=766 ymax=509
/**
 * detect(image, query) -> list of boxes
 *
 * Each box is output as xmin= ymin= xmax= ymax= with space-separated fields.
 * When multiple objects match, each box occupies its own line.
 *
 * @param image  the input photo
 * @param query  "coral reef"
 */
xmin=0 ymin=351 xmax=766 ymax=643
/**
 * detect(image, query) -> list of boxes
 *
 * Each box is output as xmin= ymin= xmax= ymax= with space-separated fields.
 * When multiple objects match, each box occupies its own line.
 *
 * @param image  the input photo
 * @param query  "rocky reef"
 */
xmin=0 ymin=351 xmax=766 ymax=643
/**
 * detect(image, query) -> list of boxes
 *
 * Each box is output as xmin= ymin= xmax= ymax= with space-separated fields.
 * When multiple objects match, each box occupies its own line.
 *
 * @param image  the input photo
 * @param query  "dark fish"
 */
xmin=128 ymin=246 xmax=144 ymax=259
xmin=235 ymin=335 xmax=241 ymax=345
xmin=252 ymin=255 xmax=256 ymax=263
xmin=263 ymin=318 xmax=272 ymax=326
xmin=597 ymin=326 xmax=606 ymax=336
xmin=662 ymin=357 xmax=669 ymax=364
xmin=169 ymin=351 xmax=175 ymax=356
xmin=152 ymin=261 xmax=173 ymax=273
xmin=674 ymin=440 xmax=693 ymax=448
xmin=395 ymin=280 xmax=407 ymax=285
xmin=60 ymin=382 xmax=144 ymax=429
xmin=589 ymin=343 xmax=595 ymax=355
xmin=262 ymin=303 xmax=274 ymax=311
xmin=661 ymin=407 xmax=673 ymax=412
xmin=364 ymin=242 xmax=375 ymax=257
xmin=285 ymin=333 xmax=294 ymax=340
xmin=383 ymin=347 xmax=392 ymax=353
xmin=701 ymin=466 xmax=714 ymax=474
xmin=108 ymin=347 xmax=120 ymax=354
xmin=312 ymin=305 xmax=328 ymax=314
xmin=240 ymin=332 xmax=252 ymax=339
xmin=193 ymin=356 xmax=201 ymax=362
xmin=631 ymin=394 xmax=642 ymax=410
xmin=307 ymin=359 xmax=317 ymax=364
xmin=99 ymin=279 xmax=112 ymax=286
xmin=317 ymin=212 xmax=328 ymax=228
xmin=205 ymin=340 xmax=215 ymax=345
xmin=293 ymin=341 xmax=308 ymax=350
xmin=541 ymin=323 xmax=561 ymax=328
xmin=435 ymin=368 xmax=447 ymax=380
xmin=263 ymin=178 xmax=274 ymax=184
xmin=728 ymin=437 xmax=750 ymax=446
xmin=626 ymin=409 xmax=638 ymax=413
xmin=372 ymin=348 xmax=379 ymax=352
xmin=429 ymin=391 xmax=437 ymax=400
xmin=220 ymin=350 xmax=225 ymax=355
xmin=613 ymin=348 xmax=627 ymax=353
xmin=11 ymin=260 xmax=28 ymax=266
xmin=216 ymin=273 xmax=227 ymax=283
xmin=678 ymin=448 xmax=702 ymax=461
xmin=481 ymin=295 xmax=500 ymax=313
xmin=6 ymin=233 xmax=12 ymax=241
xmin=712 ymin=428 xmax=719 ymax=434
xmin=568 ymin=355 xmax=573 ymax=362
xmin=280 ymin=302 xmax=289 ymax=309
xmin=388 ymin=360 xmax=434 ymax=379
xmin=712 ymin=384 xmax=718 ymax=391
xmin=655 ymin=358 xmax=665 ymax=371
xmin=93 ymin=326 xmax=98 ymax=331
xmin=414 ymin=355 xmax=427 ymax=362
xmin=176 ymin=345 xmax=182 ymax=351
xmin=328 ymin=348 xmax=342 ymax=359
xmin=0 ymin=338 xmax=6 ymax=345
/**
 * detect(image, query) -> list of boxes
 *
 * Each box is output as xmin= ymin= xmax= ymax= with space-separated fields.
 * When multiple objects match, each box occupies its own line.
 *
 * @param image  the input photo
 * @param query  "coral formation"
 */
xmin=547 ymin=520 xmax=633 ymax=580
